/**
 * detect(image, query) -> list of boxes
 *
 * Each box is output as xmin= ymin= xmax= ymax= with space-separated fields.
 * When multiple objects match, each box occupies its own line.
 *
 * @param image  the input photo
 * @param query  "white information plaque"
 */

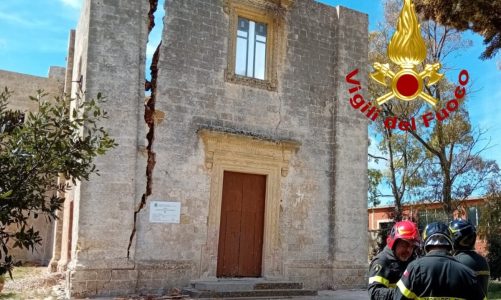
xmin=149 ymin=201 xmax=181 ymax=223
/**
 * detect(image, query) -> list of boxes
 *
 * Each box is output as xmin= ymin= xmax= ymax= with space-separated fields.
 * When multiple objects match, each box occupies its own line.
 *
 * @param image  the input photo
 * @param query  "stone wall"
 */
xmin=66 ymin=0 xmax=149 ymax=297
xmin=0 ymin=68 xmax=64 ymax=265
xmin=65 ymin=0 xmax=368 ymax=297
xmin=5 ymin=215 xmax=55 ymax=265
xmin=0 ymin=69 xmax=64 ymax=111
xmin=330 ymin=5 xmax=369 ymax=289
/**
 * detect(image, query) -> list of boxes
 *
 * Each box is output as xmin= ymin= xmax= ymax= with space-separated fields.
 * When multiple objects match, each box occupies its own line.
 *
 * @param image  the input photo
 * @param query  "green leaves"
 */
xmin=478 ymin=185 xmax=501 ymax=279
xmin=368 ymin=168 xmax=383 ymax=207
xmin=414 ymin=0 xmax=501 ymax=60
xmin=0 ymin=88 xmax=116 ymax=275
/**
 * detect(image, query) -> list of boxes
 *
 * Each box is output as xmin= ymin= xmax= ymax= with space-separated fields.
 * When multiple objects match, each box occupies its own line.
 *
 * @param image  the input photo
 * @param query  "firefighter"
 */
xmin=450 ymin=219 xmax=490 ymax=296
xmin=368 ymin=220 xmax=420 ymax=300
xmin=394 ymin=221 xmax=486 ymax=300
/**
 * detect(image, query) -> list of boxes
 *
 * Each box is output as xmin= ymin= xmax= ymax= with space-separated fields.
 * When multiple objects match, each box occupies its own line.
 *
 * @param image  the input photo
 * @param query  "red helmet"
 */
xmin=386 ymin=220 xmax=420 ymax=250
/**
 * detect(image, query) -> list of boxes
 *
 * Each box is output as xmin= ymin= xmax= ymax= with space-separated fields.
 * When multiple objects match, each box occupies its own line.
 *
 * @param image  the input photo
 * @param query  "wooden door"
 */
xmin=217 ymin=171 xmax=266 ymax=277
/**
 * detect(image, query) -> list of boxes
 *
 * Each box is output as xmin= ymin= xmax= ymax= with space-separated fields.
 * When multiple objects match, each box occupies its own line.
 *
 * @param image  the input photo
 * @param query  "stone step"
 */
xmin=182 ymin=287 xmax=317 ymax=299
xmin=199 ymin=297 xmax=299 ymax=300
xmin=192 ymin=281 xmax=255 ymax=292
xmin=254 ymin=282 xmax=303 ymax=290
xmin=191 ymin=280 xmax=303 ymax=292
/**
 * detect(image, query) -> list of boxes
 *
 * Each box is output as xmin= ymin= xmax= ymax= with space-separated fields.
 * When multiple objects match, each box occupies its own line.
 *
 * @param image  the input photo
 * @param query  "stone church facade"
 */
xmin=48 ymin=0 xmax=369 ymax=297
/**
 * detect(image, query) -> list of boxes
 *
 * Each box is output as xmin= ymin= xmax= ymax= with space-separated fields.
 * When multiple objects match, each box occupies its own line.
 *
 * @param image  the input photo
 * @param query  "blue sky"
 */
xmin=1 ymin=0 xmax=499 ymax=174
xmin=0 ymin=0 xmax=81 ymax=76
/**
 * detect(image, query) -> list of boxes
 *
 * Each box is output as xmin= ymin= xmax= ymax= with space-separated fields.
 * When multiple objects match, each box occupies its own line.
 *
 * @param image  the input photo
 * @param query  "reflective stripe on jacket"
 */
xmin=368 ymin=246 xmax=413 ymax=300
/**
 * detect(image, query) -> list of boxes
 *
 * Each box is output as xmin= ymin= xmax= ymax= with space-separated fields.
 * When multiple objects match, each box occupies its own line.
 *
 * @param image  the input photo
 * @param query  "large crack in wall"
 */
xmin=127 ymin=0 xmax=160 ymax=258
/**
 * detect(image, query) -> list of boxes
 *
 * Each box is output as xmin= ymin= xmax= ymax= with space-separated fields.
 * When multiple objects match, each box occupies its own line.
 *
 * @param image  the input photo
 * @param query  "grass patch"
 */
xmin=7 ymin=266 xmax=43 ymax=281
xmin=489 ymin=281 xmax=501 ymax=299
xmin=0 ymin=292 xmax=23 ymax=300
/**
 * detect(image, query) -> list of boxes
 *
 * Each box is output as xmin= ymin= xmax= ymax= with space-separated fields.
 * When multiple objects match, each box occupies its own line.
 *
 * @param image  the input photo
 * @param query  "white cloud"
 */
xmin=0 ymin=11 xmax=48 ymax=27
xmin=146 ymin=32 xmax=162 ymax=59
xmin=146 ymin=43 xmax=157 ymax=58
xmin=59 ymin=0 xmax=82 ymax=9
xmin=0 ymin=11 xmax=25 ymax=24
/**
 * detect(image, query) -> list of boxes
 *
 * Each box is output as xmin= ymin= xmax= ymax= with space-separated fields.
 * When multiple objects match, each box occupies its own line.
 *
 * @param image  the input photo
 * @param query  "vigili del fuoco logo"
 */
xmin=345 ymin=0 xmax=469 ymax=131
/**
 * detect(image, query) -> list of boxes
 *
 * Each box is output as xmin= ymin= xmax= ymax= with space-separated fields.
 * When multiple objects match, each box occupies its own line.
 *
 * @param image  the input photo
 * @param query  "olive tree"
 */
xmin=0 ymin=88 xmax=116 ymax=276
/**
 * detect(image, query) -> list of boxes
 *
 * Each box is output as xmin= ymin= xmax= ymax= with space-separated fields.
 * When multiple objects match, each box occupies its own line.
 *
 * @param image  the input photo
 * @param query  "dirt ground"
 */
xmin=0 ymin=266 xmax=189 ymax=300
xmin=1 ymin=266 xmax=66 ymax=300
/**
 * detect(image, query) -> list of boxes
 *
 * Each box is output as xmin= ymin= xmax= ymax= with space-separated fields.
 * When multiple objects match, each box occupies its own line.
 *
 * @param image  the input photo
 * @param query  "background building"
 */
xmin=368 ymin=198 xmax=487 ymax=256
xmin=0 ymin=67 xmax=65 ymax=265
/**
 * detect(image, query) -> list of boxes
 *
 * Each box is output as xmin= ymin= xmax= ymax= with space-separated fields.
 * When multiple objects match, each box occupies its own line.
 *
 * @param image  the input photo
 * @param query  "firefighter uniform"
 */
xmin=394 ymin=249 xmax=486 ymax=300
xmin=449 ymin=219 xmax=490 ymax=297
xmin=368 ymin=246 xmax=413 ymax=300
xmin=455 ymin=250 xmax=490 ymax=297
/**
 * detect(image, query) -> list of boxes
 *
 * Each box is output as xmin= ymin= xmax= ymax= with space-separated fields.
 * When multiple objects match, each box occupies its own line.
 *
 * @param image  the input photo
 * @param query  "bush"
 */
xmin=371 ymin=227 xmax=391 ymax=258
xmin=489 ymin=281 xmax=501 ymax=299
xmin=487 ymin=235 xmax=501 ymax=280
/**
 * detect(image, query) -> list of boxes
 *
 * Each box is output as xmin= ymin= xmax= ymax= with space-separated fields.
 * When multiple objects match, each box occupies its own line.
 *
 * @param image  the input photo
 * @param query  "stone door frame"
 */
xmin=198 ymin=129 xmax=299 ymax=279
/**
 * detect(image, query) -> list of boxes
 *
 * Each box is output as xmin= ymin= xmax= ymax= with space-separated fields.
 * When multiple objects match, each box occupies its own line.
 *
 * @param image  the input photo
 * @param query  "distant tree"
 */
xmin=478 ymin=181 xmax=501 ymax=279
xmin=369 ymin=0 xmax=499 ymax=216
xmin=488 ymin=236 xmax=501 ymax=280
xmin=371 ymin=223 xmax=392 ymax=258
xmin=368 ymin=137 xmax=385 ymax=207
xmin=0 ymin=88 xmax=116 ymax=276
xmin=413 ymin=0 xmax=501 ymax=60
xmin=368 ymin=168 xmax=383 ymax=207
xmin=368 ymin=0 xmax=433 ymax=219
xmin=478 ymin=183 xmax=501 ymax=238
xmin=408 ymin=16 xmax=499 ymax=211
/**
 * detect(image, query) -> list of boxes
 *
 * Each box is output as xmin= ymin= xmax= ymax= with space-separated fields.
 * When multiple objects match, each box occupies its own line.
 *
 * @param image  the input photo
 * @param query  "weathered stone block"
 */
xmin=111 ymin=269 xmax=138 ymax=281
